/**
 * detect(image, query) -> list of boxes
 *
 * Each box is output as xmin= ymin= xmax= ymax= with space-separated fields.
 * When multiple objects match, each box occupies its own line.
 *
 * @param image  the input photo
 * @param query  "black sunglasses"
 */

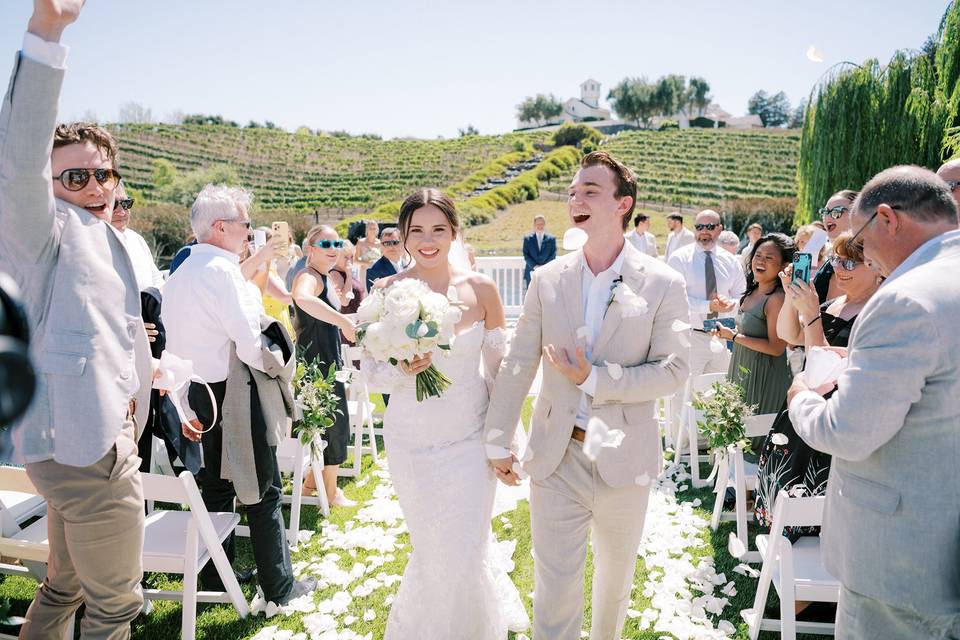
xmin=53 ymin=168 xmax=122 ymax=192
xmin=694 ymin=223 xmax=718 ymax=231
xmin=382 ymin=239 xmax=402 ymax=246
xmin=114 ymin=197 xmax=134 ymax=211
xmin=313 ymin=239 xmax=345 ymax=249
xmin=818 ymin=205 xmax=849 ymax=219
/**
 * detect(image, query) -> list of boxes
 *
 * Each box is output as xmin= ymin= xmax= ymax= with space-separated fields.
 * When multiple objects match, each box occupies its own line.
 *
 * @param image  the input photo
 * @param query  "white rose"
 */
xmin=420 ymin=292 xmax=450 ymax=323
xmin=383 ymin=288 xmax=420 ymax=325
xmin=362 ymin=321 xmax=392 ymax=361
xmin=357 ymin=290 xmax=384 ymax=324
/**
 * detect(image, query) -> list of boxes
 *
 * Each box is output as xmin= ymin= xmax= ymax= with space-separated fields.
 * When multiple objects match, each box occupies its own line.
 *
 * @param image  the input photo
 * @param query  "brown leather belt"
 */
xmin=127 ymin=399 xmax=137 ymax=419
xmin=571 ymin=426 xmax=586 ymax=442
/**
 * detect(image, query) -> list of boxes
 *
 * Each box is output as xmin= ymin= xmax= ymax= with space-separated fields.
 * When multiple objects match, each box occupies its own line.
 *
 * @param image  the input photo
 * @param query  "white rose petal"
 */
xmin=635 ymin=473 xmax=651 ymax=486
xmin=582 ymin=417 xmax=626 ymax=461
xmin=562 ymin=227 xmax=588 ymax=251
xmin=770 ymin=432 xmax=789 ymax=446
xmin=604 ymin=361 xmax=623 ymax=380
xmin=709 ymin=337 xmax=726 ymax=354
xmin=363 ymin=609 xmax=376 ymax=622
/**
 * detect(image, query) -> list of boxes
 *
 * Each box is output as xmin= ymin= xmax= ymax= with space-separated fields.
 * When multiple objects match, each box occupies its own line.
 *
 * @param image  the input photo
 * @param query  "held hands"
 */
xmin=399 ymin=353 xmax=432 ymax=376
xmin=708 ymin=295 xmax=735 ymax=314
xmin=489 ymin=455 xmax=521 ymax=487
xmin=543 ymin=344 xmax=591 ymax=385
xmin=29 ymin=0 xmax=84 ymax=42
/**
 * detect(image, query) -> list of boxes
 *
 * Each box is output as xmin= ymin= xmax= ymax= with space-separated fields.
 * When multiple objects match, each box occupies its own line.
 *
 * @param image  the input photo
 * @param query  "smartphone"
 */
xmin=792 ymin=252 xmax=813 ymax=285
xmin=252 ymin=229 xmax=267 ymax=251
xmin=703 ymin=317 xmax=736 ymax=332
xmin=271 ymin=221 xmax=290 ymax=255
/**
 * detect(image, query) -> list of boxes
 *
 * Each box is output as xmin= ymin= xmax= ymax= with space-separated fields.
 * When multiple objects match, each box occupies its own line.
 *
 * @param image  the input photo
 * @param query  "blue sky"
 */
xmin=0 ymin=1 xmax=949 ymax=138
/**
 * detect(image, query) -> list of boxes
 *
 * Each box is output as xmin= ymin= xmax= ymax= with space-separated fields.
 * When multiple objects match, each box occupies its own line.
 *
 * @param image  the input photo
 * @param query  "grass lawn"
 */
xmin=0 ymin=396 xmax=816 ymax=639
xmin=466 ymin=199 xmax=674 ymax=257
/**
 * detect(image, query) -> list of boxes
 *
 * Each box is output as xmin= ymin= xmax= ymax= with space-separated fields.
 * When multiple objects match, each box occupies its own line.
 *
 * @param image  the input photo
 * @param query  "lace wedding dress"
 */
xmin=363 ymin=321 xmax=529 ymax=639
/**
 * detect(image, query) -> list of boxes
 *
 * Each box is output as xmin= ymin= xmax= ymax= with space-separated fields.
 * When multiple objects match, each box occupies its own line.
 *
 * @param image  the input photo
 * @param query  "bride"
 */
xmin=362 ymin=188 xmax=529 ymax=639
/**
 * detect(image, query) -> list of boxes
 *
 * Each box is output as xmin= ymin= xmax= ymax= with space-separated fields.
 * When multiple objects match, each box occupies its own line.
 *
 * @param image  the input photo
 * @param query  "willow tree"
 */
xmin=796 ymin=0 xmax=960 ymax=224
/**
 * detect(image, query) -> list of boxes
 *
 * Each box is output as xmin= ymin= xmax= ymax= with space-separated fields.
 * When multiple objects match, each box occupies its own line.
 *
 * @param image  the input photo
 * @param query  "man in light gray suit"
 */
xmin=788 ymin=166 xmax=960 ymax=639
xmin=485 ymin=151 xmax=690 ymax=639
xmin=0 ymin=2 xmax=153 ymax=637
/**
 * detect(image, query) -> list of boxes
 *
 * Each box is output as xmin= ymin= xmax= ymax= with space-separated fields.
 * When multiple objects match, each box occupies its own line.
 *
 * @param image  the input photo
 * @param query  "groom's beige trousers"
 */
xmin=530 ymin=438 xmax=650 ymax=640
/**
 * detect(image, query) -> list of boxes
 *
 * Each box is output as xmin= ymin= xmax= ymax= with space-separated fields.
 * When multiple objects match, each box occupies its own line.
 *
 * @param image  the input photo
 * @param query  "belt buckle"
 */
xmin=571 ymin=426 xmax=586 ymax=443
xmin=127 ymin=399 xmax=137 ymax=419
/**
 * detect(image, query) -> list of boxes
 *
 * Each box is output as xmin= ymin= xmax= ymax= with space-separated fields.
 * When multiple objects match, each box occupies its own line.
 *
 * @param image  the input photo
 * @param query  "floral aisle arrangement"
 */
xmin=355 ymin=279 xmax=463 ymax=401
xmin=691 ymin=374 xmax=757 ymax=455
xmin=293 ymin=357 xmax=343 ymax=461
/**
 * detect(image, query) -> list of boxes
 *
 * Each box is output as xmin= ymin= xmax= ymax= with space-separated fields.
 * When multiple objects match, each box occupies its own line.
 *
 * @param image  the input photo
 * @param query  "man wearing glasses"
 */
xmin=935 ymin=158 xmax=960 ymax=211
xmin=365 ymin=226 xmax=406 ymax=290
xmin=788 ymin=166 xmax=960 ymax=638
xmin=0 ymin=2 xmax=154 ymax=636
xmin=111 ymin=182 xmax=164 ymax=290
xmin=162 ymin=184 xmax=315 ymax=608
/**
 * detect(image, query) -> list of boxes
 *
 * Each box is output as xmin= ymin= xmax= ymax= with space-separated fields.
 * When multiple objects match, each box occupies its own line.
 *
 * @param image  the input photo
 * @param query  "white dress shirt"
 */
xmin=122 ymin=228 xmax=165 ymax=289
xmin=161 ymin=243 xmax=265 ymax=383
xmin=626 ymin=230 xmax=658 ymax=258
xmin=667 ymin=242 xmax=746 ymax=330
xmin=21 ymin=32 xmax=68 ymax=68
xmin=665 ymin=227 xmax=695 ymax=261
xmin=536 ymin=231 xmax=544 ymax=250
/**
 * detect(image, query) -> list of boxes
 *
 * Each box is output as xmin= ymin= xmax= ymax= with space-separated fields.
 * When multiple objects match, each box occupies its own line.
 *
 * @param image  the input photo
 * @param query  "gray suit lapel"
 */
xmin=557 ymin=255 xmax=584 ymax=339
xmin=593 ymin=256 xmax=645 ymax=358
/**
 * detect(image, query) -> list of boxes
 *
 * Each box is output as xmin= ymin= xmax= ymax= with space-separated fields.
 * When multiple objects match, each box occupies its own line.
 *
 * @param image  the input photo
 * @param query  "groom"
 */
xmin=485 ymin=151 xmax=690 ymax=640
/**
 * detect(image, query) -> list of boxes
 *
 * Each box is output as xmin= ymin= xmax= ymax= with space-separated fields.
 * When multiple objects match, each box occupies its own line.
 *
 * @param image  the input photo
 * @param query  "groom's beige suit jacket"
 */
xmin=484 ymin=243 xmax=690 ymax=486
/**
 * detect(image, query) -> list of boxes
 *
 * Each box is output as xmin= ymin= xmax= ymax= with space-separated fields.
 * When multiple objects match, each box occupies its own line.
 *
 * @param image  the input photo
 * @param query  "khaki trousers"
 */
xmin=20 ymin=420 xmax=144 ymax=640
xmin=530 ymin=439 xmax=650 ymax=640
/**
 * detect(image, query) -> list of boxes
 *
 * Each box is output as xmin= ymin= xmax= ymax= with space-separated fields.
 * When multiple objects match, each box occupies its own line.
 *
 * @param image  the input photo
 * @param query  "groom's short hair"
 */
xmin=580 ymin=151 xmax=637 ymax=230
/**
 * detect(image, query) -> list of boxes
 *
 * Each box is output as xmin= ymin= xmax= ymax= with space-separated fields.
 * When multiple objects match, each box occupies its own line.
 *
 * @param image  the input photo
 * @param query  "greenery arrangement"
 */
xmin=796 ymin=1 xmax=960 ymax=224
xmin=691 ymin=377 xmax=757 ymax=454
xmin=292 ymin=358 xmax=343 ymax=462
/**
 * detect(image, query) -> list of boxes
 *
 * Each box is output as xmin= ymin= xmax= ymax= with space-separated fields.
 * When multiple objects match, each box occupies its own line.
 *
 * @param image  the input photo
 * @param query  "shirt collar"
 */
xmin=884 ymin=229 xmax=960 ymax=284
xmin=693 ymin=242 xmax=716 ymax=255
xmin=579 ymin=240 xmax=628 ymax=278
xmin=191 ymin=243 xmax=241 ymax=264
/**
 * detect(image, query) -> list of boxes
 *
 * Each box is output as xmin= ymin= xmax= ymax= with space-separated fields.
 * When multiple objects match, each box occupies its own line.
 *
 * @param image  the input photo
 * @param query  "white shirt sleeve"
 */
xmin=21 ymin=32 xmax=68 ymax=69
xmin=219 ymin=268 xmax=265 ymax=372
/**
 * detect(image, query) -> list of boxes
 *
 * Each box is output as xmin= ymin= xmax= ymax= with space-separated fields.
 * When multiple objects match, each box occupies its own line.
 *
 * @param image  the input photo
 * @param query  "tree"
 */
xmin=458 ymin=124 xmax=479 ymax=136
xmin=516 ymin=93 xmax=563 ymax=126
xmin=163 ymin=110 xmax=185 ymax=125
xmin=687 ymin=76 xmax=712 ymax=116
xmin=789 ymin=99 xmax=807 ymax=129
xmin=151 ymin=159 xmax=177 ymax=190
xmin=653 ymin=74 xmax=687 ymax=117
xmin=117 ymin=101 xmax=153 ymax=124
xmin=748 ymin=90 xmax=792 ymax=127
xmin=608 ymin=78 xmax=658 ymax=128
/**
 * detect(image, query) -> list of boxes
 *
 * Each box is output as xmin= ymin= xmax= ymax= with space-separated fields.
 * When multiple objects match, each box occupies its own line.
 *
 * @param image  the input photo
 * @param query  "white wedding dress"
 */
xmin=363 ymin=320 xmax=529 ymax=639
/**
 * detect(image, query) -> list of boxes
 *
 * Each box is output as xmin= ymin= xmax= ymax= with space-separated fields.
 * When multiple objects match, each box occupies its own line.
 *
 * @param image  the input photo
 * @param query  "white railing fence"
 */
xmin=475 ymin=256 xmax=526 ymax=317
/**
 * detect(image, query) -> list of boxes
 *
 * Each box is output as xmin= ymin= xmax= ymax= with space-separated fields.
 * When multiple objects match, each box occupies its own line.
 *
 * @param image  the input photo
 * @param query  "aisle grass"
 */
xmin=0 ymin=398 xmax=814 ymax=639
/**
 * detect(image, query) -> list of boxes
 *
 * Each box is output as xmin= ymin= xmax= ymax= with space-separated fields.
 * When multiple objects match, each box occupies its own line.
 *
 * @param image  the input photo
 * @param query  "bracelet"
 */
xmin=731 ymin=331 xmax=739 ymax=342
xmin=806 ymin=314 xmax=822 ymax=328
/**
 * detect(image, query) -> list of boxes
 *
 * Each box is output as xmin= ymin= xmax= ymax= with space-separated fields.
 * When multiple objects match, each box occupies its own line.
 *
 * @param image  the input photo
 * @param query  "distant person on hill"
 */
xmin=110 ymin=181 xmax=164 ymax=289
xmin=365 ymin=226 xmax=407 ymax=290
xmin=354 ymin=218 xmax=382 ymax=268
xmin=625 ymin=213 xmax=658 ymax=258
xmin=935 ymin=157 xmax=960 ymax=211
xmin=522 ymin=214 xmax=556 ymax=288
xmin=664 ymin=213 xmax=694 ymax=261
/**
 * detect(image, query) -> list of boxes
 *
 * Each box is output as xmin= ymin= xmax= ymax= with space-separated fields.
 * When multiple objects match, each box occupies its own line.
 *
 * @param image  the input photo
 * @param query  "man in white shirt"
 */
xmin=110 ymin=182 xmax=164 ymax=289
xmin=668 ymin=209 xmax=746 ymax=378
xmin=162 ymin=184 xmax=315 ymax=607
xmin=625 ymin=213 xmax=658 ymax=258
xmin=664 ymin=213 xmax=695 ymax=261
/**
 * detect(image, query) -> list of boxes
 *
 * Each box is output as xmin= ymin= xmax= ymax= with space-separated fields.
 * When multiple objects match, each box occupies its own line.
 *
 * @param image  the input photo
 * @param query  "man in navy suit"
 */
xmin=523 ymin=215 xmax=556 ymax=288
xmin=365 ymin=227 xmax=406 ymax=291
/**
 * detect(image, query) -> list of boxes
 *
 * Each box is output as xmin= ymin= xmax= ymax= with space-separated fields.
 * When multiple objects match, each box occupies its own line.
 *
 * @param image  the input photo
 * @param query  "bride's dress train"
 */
xmin=364 ymin=322 xmax=529 ymax=639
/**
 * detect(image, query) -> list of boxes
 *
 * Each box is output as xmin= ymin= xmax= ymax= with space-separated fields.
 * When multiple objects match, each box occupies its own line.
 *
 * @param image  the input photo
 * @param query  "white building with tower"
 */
xmin=516 ymin=78 xmax=611 ymax=129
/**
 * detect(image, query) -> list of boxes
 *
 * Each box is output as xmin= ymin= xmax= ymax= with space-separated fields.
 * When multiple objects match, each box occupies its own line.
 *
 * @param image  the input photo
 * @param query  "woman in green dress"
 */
xmin=712 ymin=233 xmax=796 ymax=455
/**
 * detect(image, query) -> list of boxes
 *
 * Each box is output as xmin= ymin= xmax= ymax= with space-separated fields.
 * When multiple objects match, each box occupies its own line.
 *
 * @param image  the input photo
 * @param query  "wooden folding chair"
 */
xmin=742 ymin=490 xmax=839 ymax=640
xmin=710 ymin=413 xmax=777 ymax=562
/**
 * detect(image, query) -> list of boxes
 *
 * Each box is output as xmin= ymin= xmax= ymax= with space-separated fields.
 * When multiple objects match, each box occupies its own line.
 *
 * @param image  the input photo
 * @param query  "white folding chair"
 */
xmin=0 ymin=468 xmax=71 ymax=639
xmin=742 ymin=491 xmax=839 ymax=640
xmin=676 ymin=372 xmax=727 ymax=487
xmin=710 ymin=413 xmax=777 ymax=562
xmin=141 ymin=471 xmax=250 ymax=640
xmin=339 ymin=345 xmax=378 ymax=478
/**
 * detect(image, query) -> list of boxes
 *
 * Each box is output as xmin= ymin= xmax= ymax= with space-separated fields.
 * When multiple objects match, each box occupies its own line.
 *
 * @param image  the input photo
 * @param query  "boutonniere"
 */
xmin=606 ymin=277 xmax=649 ymax=316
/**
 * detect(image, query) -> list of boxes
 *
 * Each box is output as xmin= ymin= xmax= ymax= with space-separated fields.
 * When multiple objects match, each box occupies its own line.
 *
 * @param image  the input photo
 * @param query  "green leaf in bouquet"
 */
xmin=389 ymin=357 xmax=399 ymax=366
xmin=405 ymin=320 xmax=423 ymax=339
xmin=438 ymin=344 xmax=451 ymax=351
xmin=424 ymin=321 xmax=439 ymax=338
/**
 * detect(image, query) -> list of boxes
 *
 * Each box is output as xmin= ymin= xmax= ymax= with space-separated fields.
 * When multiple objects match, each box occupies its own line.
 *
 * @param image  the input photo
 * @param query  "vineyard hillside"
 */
xmin=600 ymin=128 xmax=800 ymax=205
xmin=111 ymin=124 xmax=544 ymax=212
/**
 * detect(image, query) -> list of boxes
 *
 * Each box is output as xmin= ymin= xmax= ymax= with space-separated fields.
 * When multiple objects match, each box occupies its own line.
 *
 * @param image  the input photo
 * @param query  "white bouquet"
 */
xmin=356 ymin=278 xmax=463 ymax=401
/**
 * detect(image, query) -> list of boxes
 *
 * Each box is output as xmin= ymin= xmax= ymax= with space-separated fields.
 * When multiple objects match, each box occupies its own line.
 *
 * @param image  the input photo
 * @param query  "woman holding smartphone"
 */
xmin=713 ymin=233 xmax=795 ymax=454
xmin=292 ymin=225 xmax=358 ymax=507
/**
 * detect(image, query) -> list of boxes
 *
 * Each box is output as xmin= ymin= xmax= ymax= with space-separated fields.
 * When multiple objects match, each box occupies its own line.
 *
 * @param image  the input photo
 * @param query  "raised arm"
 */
xmin=292 ymin=270 xmax=355 ymax=341
xmin=0 ymin=2 xmax=82 ymax=263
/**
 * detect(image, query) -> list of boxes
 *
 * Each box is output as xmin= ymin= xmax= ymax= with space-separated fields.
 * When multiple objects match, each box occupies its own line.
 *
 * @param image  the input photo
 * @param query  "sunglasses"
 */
xmin=54 ymin=168 xmax=121 ymax=192
xmin=217 ymin=218 xmax=252 ymax=229
xmin=114 ymin=197 xmax=134 ymax=211
xmin=313 ymin=239 xmax=345 ymax=249
xmin=694 ymin=223 xmax=718 ymax=231
xmin=382 ymin=239 xmax=401 ymax=246
xmin=829 ymin=256 xmax=859 ymax=272
xmin=818 ymin=206 xmax=849 ymax=219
